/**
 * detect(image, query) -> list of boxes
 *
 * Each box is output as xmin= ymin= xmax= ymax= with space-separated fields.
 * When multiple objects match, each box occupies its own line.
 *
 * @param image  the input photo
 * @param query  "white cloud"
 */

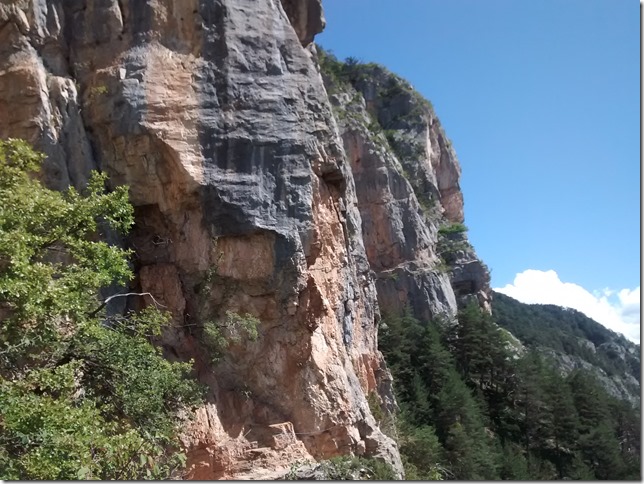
xmin=495 ymin=269 xmax=641 ymax=344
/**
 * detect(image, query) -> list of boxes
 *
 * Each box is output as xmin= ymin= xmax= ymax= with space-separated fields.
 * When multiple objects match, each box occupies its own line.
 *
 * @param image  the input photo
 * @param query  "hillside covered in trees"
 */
xmin=492 ymin=291 xmax=640 ymax=403
xmin=378 ymin=305 xmax=641 ymax=480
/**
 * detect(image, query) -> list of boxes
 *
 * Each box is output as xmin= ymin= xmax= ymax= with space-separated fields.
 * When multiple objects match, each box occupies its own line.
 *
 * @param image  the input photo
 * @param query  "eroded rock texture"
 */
xmin=0 ymin=0 xmax=401 ymax=478
xmin=0 ymin=0 xmax=491 ymax=479
xmin=319 ymin=57 xmax=491 ymax=321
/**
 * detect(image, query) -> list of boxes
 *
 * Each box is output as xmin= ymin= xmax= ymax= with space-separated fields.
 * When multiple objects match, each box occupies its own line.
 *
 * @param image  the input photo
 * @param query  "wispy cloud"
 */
xmin=495 ymin=269 xmax=640 ymax=344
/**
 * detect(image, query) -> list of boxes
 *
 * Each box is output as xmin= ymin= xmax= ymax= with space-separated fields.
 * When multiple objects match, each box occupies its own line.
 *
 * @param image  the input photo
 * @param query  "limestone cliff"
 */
xmin=318 ymin=53 xmax=491 ymax=322
xmin=0 ymin=0 xmax=490 ymax=479
xmin=0 ymin=0 xmax=400 ymax=478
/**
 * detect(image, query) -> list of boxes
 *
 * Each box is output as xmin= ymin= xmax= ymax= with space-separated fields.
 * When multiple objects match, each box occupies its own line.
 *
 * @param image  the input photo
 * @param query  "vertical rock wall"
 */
xmin=0 ymin=0 xmax=400 ymax=478
xmin=0 ymin=0 xmax=491 ymax=479
xmin=319 ymin=58 xmax=491 ymax=321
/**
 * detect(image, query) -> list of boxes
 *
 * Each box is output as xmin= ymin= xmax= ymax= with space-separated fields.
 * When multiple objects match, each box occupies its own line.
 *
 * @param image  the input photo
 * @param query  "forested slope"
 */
xmin=378 ymin=304 xmax=641 ymax=480
xmin=492 ymin=291 xmax=640 ymax=403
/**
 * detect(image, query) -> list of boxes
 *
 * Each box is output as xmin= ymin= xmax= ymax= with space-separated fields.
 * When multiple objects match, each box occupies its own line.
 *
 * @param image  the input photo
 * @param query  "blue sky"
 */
xmin=317 ymin=0 xmax=640 ymax=341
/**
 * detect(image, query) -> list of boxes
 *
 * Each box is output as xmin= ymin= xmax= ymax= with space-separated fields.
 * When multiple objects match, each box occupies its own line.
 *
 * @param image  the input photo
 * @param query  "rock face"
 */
xmin=0 ymin=0 xmax=401 ymax=478
xmin=280 ymin=0 xmax=325 ymax=47
xmin=318 ymin=55 xmax=491 ymax=321
xmin=0 ymin=0 xmax=490 ymax=479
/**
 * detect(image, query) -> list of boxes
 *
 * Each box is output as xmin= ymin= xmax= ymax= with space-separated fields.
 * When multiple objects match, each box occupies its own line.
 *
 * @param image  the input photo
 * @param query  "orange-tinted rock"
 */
xmin=322 ymin=58 xmax=491 ymax=319
xmin=0 ymin=0 xmax=402 ymax=478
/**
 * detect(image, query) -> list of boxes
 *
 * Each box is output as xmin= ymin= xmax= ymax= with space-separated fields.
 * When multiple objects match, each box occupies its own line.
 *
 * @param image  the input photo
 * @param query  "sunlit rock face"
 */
xmin=0 ymin=0 xmax=401 ymax=478
xmin=320 ymin=59 xmax=491 ymax=321
xmin=0 ymin=0 xmax=493 ymax=478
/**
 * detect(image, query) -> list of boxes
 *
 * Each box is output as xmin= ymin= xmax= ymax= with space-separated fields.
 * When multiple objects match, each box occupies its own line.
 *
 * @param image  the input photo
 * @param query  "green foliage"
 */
xmin=367 ymin=392 xmax=385 ymax=423
xmin=0 ymin=140 xmax=133 ymax=367
xmin=317 ymin=45 xmax=433 ymax=128
xmin=378 ymin=303 xmax=640 ymax=480
xmin=492 ymin=291 xmax=640 ymax=399
xmin=0 ymin=354 xmax=193 ymax=480
xmin=316 ymin=48 xmax=353 ymax=92
xmin=89 ymin=85 xmax=109 ymax=99
xmin=435 ymin=225 xmax=472 ymax=267
xmin=202 ymin=310 xmax=260 ymax=363
xmin=379 ymin=309 xmax=501 ymax=480
xmin=319 ymin=456 xmax=397 ymax=480
xmin=202 ymin=321 xmax=228 ymax=361
xmin=0 ymin=140 xmax=203 ymax=480
xmin=498 ymin=442 xmax=530 ymax=479
xmin=366 ymin=119 xmax=382 ymax=135
xmin=438 ymin=222 xmax=468 ymax=235
xmin=396 ymin=420 xmax=446 ymax=480
xmin=284 ymin=459 xmax=307 ymax=480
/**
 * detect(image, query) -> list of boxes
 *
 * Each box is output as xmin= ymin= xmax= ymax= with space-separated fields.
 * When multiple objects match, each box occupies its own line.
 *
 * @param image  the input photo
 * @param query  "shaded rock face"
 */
xmin=0 ymin=0 xmax=401 ymax=478
xmin=319 ymin=58 xmax=491 ymax=320
xmin=280 ymin=0 xmax=325 ymax=47
xmin=440 ymin=230 xmax=492 ymax=312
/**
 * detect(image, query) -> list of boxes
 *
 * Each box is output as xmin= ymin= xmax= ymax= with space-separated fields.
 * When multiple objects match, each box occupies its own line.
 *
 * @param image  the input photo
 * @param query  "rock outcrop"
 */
xmin=0 ymin=0 xmax=402 ymax=478
xmin=0 ymin=0 xmax=491 ymax=479
xmin=318 ymin=54 xmax=491 ymax=322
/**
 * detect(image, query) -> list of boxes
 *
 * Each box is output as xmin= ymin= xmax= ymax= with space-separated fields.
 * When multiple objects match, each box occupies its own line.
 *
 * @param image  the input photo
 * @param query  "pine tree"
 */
xmin=609 ymin=398 xmax=641 ymax=479
xmin=514 ymin=352 xmax=554 ymax=471
xmin=547 ymin=374 xmax=579 ymax=477
xmin=578 ymin=422 xmax=626 ymax=479
xmin=567 ymin=370 xmax=610 ymax=432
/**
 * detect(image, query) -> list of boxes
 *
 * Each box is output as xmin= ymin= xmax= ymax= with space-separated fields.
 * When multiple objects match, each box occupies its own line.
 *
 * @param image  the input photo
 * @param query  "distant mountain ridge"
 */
xmin=492 ymin=291 xmax=640 ymax=404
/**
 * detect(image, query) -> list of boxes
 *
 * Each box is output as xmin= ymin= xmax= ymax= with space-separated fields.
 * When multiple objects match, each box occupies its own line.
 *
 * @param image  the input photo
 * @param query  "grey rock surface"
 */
xmin=0 ymin=0 xmax=402 ymax=478
xmin=319 ymin=53 xmax=491 ymax=321
xmin=280 ymin=0 xmax=326 ymax=47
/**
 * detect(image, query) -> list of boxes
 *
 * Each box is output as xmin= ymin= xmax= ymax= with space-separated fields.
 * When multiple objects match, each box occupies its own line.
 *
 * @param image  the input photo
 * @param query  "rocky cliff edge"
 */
xmin=0 ymin=0 xmax=490 ymax=478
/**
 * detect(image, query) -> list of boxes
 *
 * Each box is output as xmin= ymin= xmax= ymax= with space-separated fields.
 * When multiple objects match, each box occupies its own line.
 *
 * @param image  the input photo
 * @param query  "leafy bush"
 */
xmin=0 ymin=139 xmax=203 ymax=480
xmin=317 ymin=47 xmax=351 ymax=91
xmin=435 ymin=223 xmax=471 ymax=266
xmin=320 ymin=456 xmax=397 ymax=480
xmin=202 ymin=311 xmax=260 ymax=362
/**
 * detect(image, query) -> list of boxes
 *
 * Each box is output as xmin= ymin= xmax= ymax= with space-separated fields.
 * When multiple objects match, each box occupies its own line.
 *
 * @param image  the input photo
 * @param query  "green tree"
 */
xmin=396 ymin=421 xmax=445 ymax=480
xmin=567 ymin=370 xmax=610 ymax=433
xmin=0 ymin=139 xmax=203 ymax=480
xmin=378 ymin=284 xmax=640 ymax=480
xmin=498 ymin=442 xmax=530 ymax=480
xmin=543 ymin=370 xmax=579 ymax=477
xmin=609 ymin=398 xmax=641 ymax=479
xmin=379 ymin=310 xmax=502 ymax=480
xmin=578 ymin=422 xmax=625 ymax=479
xmin=447 ymin=303 xmax=512 ymax=392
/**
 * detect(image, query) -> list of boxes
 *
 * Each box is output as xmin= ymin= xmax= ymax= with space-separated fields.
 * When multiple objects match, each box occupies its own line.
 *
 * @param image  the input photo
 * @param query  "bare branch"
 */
xmin=88 ymin=292 xmax=166 ymax=318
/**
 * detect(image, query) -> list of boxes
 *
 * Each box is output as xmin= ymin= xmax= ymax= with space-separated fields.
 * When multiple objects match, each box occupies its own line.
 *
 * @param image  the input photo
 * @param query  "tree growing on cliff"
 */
xmin=0 ymin=139 xmax=203 ymax=480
